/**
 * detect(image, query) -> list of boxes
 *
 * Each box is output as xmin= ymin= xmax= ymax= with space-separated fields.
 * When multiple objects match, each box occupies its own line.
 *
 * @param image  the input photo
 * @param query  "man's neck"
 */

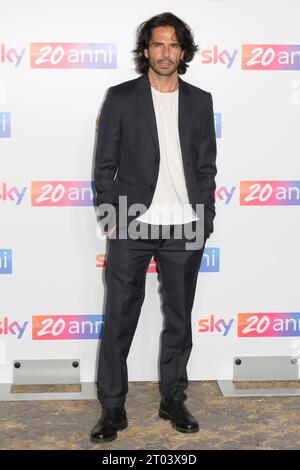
xmin=147 ymin=70 xmax=179 ymax=93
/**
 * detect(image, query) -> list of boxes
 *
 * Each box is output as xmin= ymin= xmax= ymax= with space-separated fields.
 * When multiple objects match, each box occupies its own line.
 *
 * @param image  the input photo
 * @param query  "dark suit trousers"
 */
xmin=96 ymin=222 xmax=207 ymax=408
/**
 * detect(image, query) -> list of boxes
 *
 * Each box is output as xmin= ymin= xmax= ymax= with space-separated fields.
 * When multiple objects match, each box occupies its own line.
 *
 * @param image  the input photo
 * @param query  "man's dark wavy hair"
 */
xmin=132 ymin=12 xmax=199 ymax=75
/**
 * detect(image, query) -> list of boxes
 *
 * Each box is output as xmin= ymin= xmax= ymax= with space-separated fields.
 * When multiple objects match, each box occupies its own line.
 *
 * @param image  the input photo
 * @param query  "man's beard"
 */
xmin=148 ymin=57 xmax=180 ymax=76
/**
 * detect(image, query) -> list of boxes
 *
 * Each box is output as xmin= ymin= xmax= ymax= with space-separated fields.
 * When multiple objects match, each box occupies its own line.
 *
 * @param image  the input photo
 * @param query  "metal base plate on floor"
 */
xmin=217 ymin=380 xmax=300 ymax=397
xmin=0 ymin=382 xmax=97 ymax=401
xmin=218 ymin=355 xmax=300 ymax=397
xmin=0 ymin=359 xmax=98 ymax=401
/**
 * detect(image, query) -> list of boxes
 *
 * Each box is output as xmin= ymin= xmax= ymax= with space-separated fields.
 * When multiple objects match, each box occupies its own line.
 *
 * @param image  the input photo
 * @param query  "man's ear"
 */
xmin=144 ymin=48 xmax=148 ymax=59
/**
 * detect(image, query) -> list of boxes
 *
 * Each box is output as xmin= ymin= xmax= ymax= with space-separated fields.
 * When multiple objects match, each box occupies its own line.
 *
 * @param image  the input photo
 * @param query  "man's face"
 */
xmin=144 ymin=26 xmax=184 ymax=77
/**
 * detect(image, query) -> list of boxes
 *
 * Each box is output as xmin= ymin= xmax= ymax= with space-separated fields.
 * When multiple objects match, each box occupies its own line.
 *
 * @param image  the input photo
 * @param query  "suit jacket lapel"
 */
xmin=136 ymin=73 xmax=191 ymax=161
xmin=178 ymin=76 xmax=191 ymax=165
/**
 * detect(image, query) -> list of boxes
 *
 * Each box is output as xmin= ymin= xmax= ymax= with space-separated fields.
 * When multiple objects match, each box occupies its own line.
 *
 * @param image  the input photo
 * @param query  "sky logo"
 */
xmin=0 ymin=44 xmax=26 ymax=67
xmin=30 ymin=43 xmax=117 ymax=68
xmin=199 ymin=46 xmax=238 ymax=68
xmin=0 ymin=112 xmax=11 ymax=137
xmin=214 ymin=113 xmax=222 ymax=138
xmin=215 ymin=186 xmax=236 ymax=204
xmin=31 ymin=181 xmax=93 ymax=206
xmin=0 ymin=317 xmax=28 ymax=339
xmin=238 ymin=313 xmax=300 ymax=337
xmin=32 ymin=315 xmax=105 ymax=340
xmin=240 ymin=180 xmax=300 ymax=205
xmin=0 ymin=249 xmax=12 ymax=274
xmin=242 ymin=44 xmax=300 ymax=70
xmin=198 ymin=314 xmax=234 ymax=336
xmin=0 ymin=183 xmax=27 ymax=205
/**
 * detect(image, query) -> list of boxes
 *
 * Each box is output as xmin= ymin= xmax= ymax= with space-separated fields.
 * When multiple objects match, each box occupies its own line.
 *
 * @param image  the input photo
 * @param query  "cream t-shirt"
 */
xmin=135 ymin=85 xmax=199 ymax=225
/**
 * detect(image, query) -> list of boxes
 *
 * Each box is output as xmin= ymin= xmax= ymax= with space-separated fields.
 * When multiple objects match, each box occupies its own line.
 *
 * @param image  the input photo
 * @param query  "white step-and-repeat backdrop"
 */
xmin=1 ymin=0 xmax=300 ymax=384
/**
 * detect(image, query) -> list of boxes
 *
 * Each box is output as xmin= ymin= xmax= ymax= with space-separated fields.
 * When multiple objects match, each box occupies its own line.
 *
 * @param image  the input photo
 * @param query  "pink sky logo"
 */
xmin=238 ymin=313 xmax=300 ymax=337
xmin=0 ymin=44 xmax=26 ymax=67
xmin=242 ymin=45 xmax=300 ymax=70
xmin=32 ymin=315 xmax=105 ymax=340
xmin=0 ymin=183 xmax=27 ymax=205
xmin=199 ymin=46 xmax=238 ymax=68
xmin=240 ymin=181 xmax=300 ymax=205
xmin=31 ymin=181 xmax=93 ymax=206
xmin=198 ymin=314 xmax=234 ymax=336
xmin=0 ymin=317 xmax=28 ymax=339
xmin=30 ymin=43 xmax=117 ymax=68
xmin=216 ymin=186 xmax=236 ymax=204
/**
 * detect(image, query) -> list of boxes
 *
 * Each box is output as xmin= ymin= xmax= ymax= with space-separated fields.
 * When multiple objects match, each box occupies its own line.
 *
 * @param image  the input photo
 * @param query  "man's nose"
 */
xmin=161 ymin=45 xmax=171 ymax=55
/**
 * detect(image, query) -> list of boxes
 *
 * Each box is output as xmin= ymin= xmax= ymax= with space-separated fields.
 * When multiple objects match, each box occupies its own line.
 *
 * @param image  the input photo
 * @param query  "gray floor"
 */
xmin=1 ymin=381 xmax=300 ymax=450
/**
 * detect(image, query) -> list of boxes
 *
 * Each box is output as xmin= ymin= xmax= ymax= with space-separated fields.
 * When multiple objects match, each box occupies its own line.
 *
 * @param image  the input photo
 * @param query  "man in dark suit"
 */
xmin=91 ymin=12 xmax=217 ymax=443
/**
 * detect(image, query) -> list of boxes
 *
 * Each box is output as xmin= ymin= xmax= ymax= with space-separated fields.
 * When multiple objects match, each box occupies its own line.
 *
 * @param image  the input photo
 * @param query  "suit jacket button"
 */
xmin=150 ymin=184 xmax=155 ymax=190
xmin=154 ymin=158 xmax=159 ymax=164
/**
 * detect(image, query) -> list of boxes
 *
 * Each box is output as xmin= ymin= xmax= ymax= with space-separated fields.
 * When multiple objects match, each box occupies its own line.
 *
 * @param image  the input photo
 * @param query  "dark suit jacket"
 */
xmin=94 ymin=73 xmax=217 ymax=237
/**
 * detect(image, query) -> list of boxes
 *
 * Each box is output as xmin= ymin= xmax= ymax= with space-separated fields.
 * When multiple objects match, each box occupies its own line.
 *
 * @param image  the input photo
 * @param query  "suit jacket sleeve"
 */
xmin=94 ymin=86 xmax=121 ymax=233
xmin=196 ymin=92 xmax=217 ymax=235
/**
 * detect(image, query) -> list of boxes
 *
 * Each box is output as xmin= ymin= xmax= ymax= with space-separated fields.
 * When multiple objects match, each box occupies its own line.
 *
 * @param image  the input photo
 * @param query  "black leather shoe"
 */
xmin=90 ymin=406 xmax=128 ymax=443
xmin=159 ymin=397 xmax=199 ymax=433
